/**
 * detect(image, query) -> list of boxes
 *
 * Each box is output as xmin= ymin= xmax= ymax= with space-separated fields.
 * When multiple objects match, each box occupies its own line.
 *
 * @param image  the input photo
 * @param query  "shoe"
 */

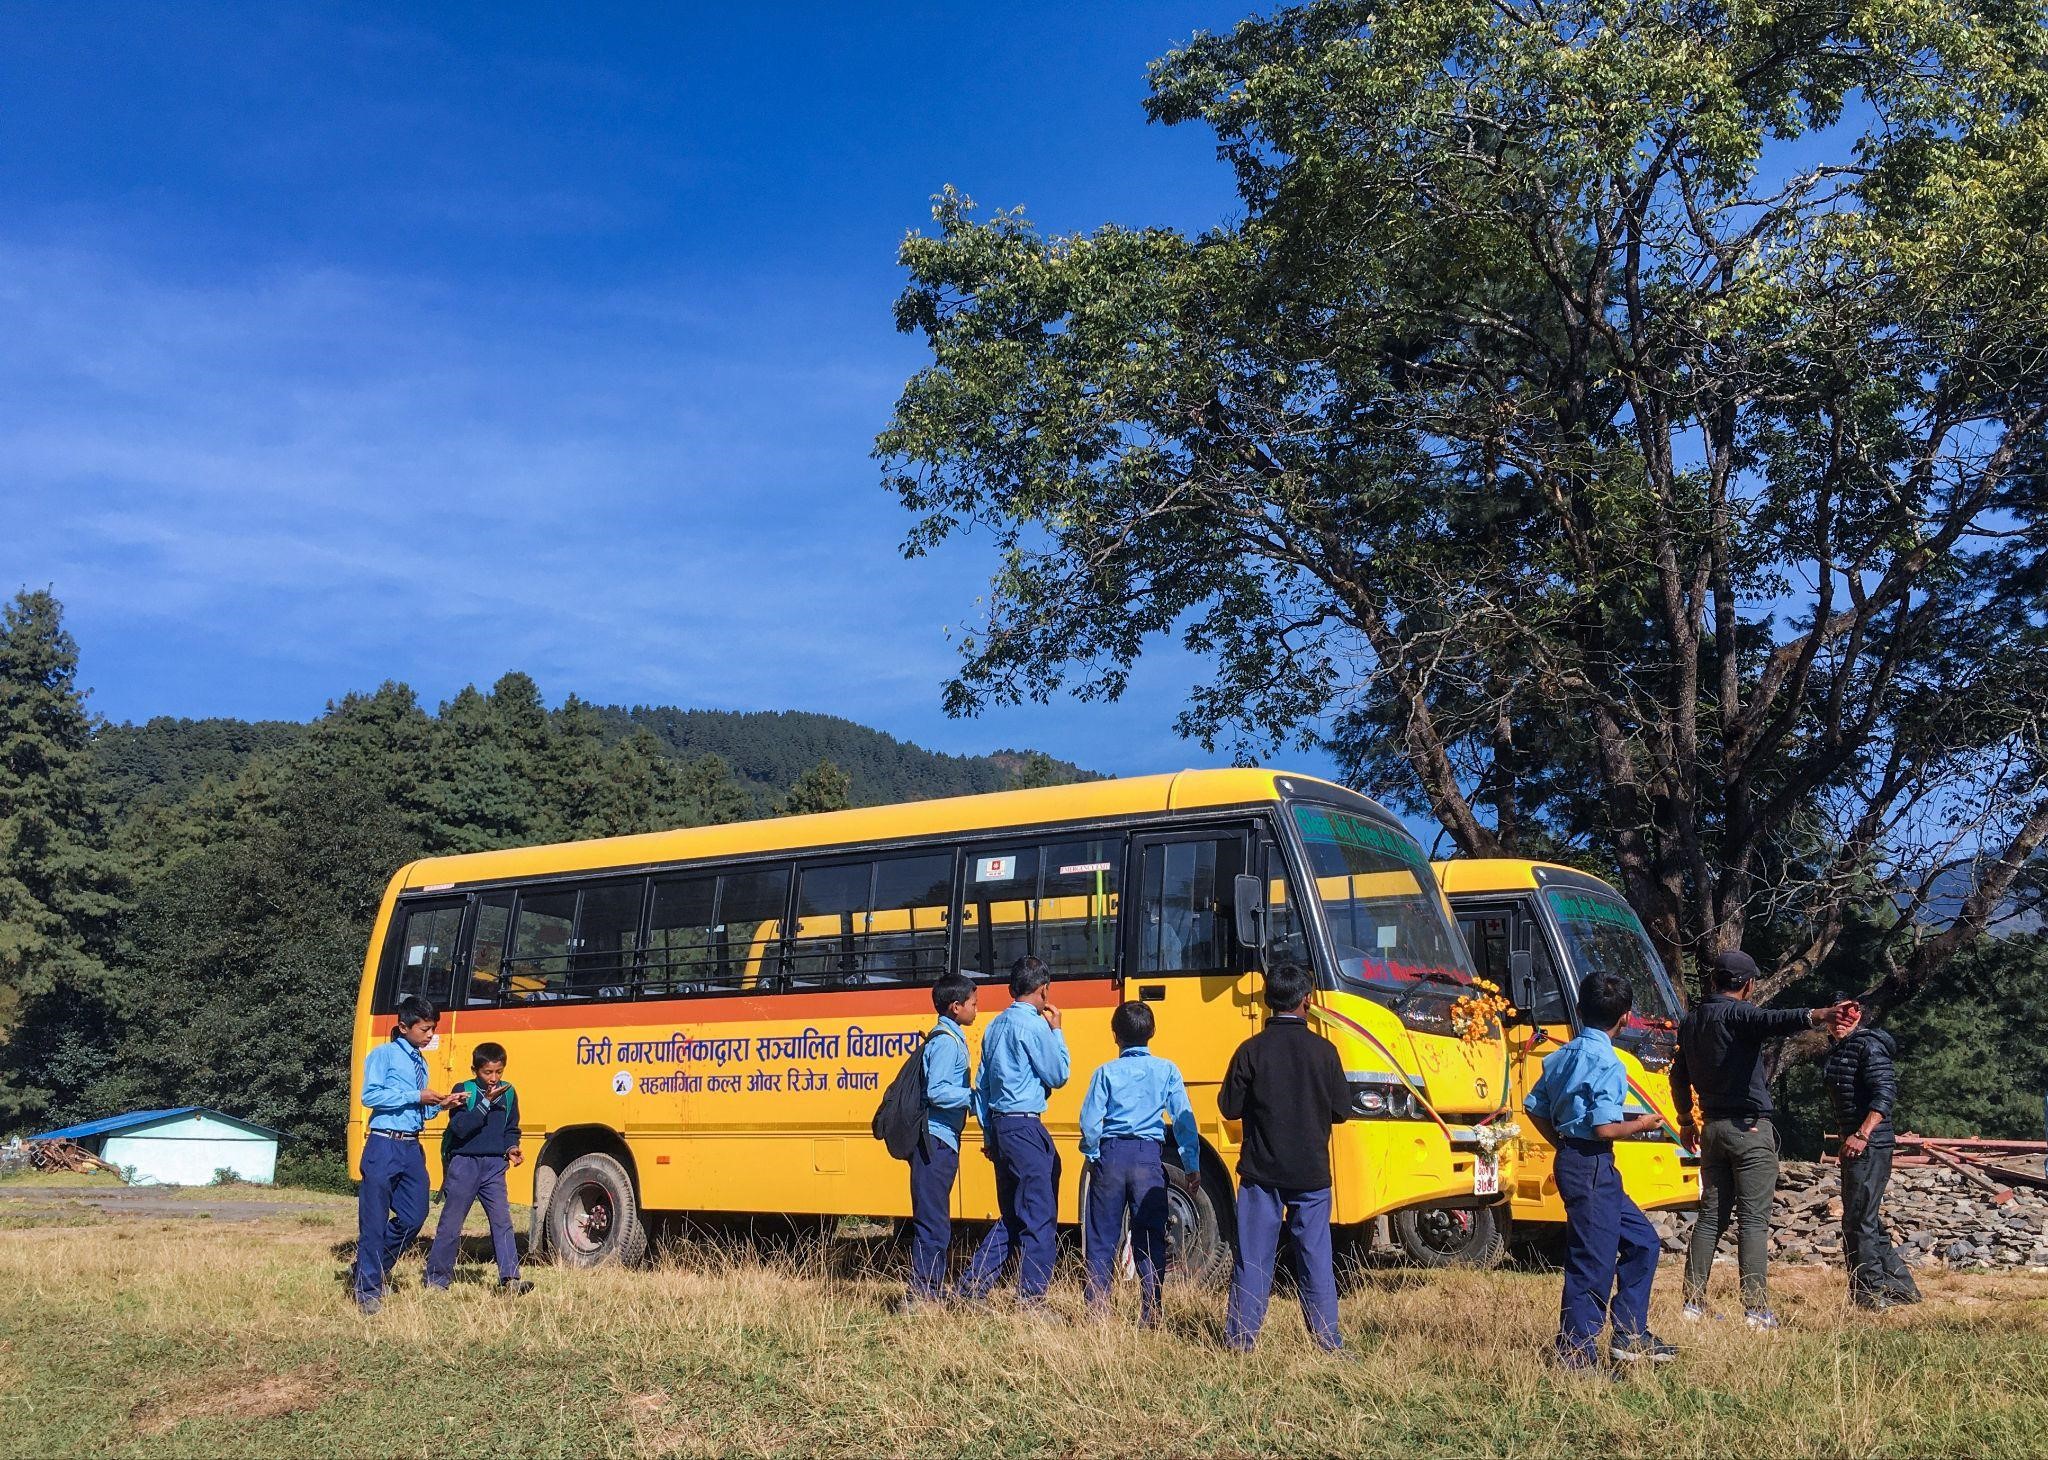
xmin=423 ymin=1280 xmax=450 ymax=1293
xmin=1744 ymin=1308 xmax=1780 ymax=1330
xmin=1547 ymin=1349 xmax=1619 ymax=1381
xmin=1680 ymin=1302 xmax=1707 ymax=1323
xmin=1610 ymin=1332 xmax=1678 ymax=1364
xmin=356 ymin=1295 xmax=382 ymax=1316
xmin=498 ymin=1279 xmax=534 ymax=1297
xmin=1851 ymin=1293 xmax=1893 ymax=1312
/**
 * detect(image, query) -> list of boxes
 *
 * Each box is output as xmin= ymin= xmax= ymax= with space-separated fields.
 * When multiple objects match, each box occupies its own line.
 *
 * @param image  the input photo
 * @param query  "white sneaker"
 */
xmin=1680 ymin=1302 xmax=1707 ymax=1322
xmin=1744 ymin=1308 xmax=1780 ymax=1331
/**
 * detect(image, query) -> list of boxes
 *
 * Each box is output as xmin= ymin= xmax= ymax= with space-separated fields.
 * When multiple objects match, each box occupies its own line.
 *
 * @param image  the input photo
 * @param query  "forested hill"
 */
xmin=591 ymin=705 xmax=1078 ymax=807
xmin=91 ymin=705 xmax=1093 ymax=818
xmin=92 ymin=717 xmax=305 ymax=810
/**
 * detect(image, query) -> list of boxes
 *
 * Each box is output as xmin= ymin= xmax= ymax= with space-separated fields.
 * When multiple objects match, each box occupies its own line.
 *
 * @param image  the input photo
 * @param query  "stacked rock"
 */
xmin=1648 ymin=1159 xmax=2048 ymax=1271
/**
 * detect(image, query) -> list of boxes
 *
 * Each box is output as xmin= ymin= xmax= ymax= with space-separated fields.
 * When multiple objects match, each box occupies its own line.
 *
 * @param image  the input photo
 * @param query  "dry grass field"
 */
xmin=1 ymin=1188 xmax=2045 ymax=1458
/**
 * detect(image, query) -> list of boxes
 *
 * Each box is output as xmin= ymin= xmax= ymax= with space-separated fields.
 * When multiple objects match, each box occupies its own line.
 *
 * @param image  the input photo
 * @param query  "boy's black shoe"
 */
xmin=1609 ymin=1332 xmax=1678 ymax=1364
xmin=499 ymin=1279 xmax=535 ymax=1297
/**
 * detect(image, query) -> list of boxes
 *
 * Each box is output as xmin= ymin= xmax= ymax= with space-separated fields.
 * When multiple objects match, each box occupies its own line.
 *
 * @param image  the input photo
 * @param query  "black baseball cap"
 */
xmin=1707 ymin=948 xmax=1762 ymax=984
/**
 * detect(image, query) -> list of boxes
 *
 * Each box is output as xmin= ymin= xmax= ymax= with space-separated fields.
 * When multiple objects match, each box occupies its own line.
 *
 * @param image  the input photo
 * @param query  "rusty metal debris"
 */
xmin=24 ymin=1138 xmax=124 ymax=1177
xmin=1829 ymin=1133 xmax=2048 ymax=1203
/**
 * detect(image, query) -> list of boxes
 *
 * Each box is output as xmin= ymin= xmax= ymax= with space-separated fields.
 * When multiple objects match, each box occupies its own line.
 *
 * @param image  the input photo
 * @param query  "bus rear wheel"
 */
xmin=1391 ymin=1204 xmax=1507 ymax=1268
xmin=545 ymin=1152 xmax=648 ymax=1268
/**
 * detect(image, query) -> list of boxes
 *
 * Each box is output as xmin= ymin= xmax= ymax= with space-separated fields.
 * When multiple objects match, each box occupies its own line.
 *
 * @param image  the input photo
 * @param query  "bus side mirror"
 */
xmin=1509 ymin=948 xmax=1536 ymax=1014
xmin=1232 ymin=874 xmax=1266 ymax=949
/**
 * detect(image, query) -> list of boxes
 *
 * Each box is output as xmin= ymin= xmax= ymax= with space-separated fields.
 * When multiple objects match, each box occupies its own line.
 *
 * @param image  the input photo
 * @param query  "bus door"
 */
xmin=1125 ymin=826 xmax=1258 ymax=1096
xmin=1454 ymin=898 xmax=1571 ymax=1217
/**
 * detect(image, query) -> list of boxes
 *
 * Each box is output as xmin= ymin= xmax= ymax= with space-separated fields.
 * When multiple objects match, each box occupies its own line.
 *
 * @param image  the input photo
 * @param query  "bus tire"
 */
xmin=545 ymin=1152 xmax=648 ymax=1268
xmin=1391 ymin=1203 xmax=1507 ymax=1269
xmin=1166 ymin=1154 xmax=1236 ymax=1289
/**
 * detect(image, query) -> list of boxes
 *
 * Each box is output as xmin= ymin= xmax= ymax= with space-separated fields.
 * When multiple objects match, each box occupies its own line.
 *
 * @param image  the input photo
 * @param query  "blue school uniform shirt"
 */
xmin=971 ymin=1001 xmax=1070 ymax=1123
xmin=921 ymin=1016 xmax=973 ymax=1151
xmin=1078 ymin=1046 xmax=1201 ymax=1175
xmin=361 ymin=1034 xmax=443 ymax=1135
xmin=1523 ymin=1027 xmax=1627 ymax=1141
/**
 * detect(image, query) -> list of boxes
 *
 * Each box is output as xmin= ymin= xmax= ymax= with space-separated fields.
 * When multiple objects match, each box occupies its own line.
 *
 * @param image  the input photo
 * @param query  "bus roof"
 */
xmin=1431 ymin=858 xmax=1624 ymax=897
xmin=397 ymin=767 xmax=1381 ymax=892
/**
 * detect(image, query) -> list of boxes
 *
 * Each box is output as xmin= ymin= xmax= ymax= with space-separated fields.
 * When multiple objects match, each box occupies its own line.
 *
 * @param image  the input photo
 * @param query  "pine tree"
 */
xmin=780 ymin=758 xmax=852 ymax=816
xmin=0 ymin=589 xmax=128 ymax=1124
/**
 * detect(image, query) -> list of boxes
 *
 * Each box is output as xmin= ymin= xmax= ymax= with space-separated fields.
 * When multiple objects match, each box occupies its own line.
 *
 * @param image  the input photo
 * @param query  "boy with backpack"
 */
xmin=886 ymin=971 xmax=978 ymax=1307
xmin=1078 ymin=999 xmax=1201 ymax=1326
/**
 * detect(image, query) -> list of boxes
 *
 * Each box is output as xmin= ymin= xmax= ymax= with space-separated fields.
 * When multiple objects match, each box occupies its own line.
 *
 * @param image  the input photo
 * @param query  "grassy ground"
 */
xmin=1 ymin=1196 xmax=2045 ymax=1458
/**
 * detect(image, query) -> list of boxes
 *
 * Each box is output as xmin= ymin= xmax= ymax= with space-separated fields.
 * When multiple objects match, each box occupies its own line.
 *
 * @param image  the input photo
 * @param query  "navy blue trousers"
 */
xmin=961 ymin=1114 xmax=1061 ymax=1301
xmin=355 ymin=1133 xmax=429 ymax=1303
xmin=1085 ymin=1137 xmax=1169 ymax=1322
xmin=907 ymin=1137 xmax=960 ymax=1298
xmin=1225 ymin=1182 xmax=1340 ymax=1350
xmin=1553 ymin=1138 xmax=1658 ymax=1363
xmin=425 ymin=1153 xmax=520 ymax=1286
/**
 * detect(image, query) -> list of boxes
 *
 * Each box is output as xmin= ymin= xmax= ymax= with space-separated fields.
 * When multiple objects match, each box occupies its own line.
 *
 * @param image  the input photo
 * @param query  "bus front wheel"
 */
xmin=544 ymin=1152 xmax=649 ymax=1268
xmin=1390 ymin=1203 xmax=1507 ymax=1268
xmin=1166 ymin=1158 xmax=1235 ymax=1288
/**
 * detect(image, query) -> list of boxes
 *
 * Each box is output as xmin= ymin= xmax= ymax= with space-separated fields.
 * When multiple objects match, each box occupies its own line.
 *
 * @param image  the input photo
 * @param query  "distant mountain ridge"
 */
xmin=91 ymin=706 xmax=1097 ymax=815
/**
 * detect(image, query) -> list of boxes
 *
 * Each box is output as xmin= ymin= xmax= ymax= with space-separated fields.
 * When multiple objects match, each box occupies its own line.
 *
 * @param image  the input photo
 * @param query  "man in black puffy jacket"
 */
xmin=1824 ymin=1000 xmax=1922 ymax=1310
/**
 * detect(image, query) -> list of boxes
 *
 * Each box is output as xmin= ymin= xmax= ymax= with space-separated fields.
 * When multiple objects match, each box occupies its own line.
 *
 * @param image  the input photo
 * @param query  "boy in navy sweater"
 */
xmin=425 ymin=1042 xmax=532 ymax=1295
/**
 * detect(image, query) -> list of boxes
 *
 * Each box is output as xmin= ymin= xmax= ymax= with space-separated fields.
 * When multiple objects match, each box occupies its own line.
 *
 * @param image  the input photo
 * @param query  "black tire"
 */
xmin=544 ymin=1152 xmax=648 ymax=1268
xmin=1391 ymin=1203 xmax=1508 ymax=1268
xmin=1077 ymin=1152 xmax=1235 ymax=1290
xmin=1168 ymin=1154 xmax=1236 ymax=1288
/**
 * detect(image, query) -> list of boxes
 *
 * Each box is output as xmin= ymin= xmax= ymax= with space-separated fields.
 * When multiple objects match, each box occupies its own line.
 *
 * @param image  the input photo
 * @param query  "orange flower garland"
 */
xmin=1450 ymin=978 xmax=1516 ymax=1043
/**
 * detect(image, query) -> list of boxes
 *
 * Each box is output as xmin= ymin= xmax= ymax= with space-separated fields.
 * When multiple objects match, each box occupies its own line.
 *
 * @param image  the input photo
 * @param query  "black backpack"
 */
xmin=871 ymin=1035 xmax=930 ymax=1161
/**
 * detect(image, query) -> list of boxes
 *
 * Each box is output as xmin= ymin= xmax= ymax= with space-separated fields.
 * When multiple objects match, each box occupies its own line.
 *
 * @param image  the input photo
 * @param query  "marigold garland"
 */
xmin=1450 ymin=978 xmax=1516 ymax=1043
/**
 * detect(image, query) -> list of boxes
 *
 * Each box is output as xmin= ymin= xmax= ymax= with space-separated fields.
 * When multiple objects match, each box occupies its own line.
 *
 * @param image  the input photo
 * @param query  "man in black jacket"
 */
xmin=1670 ymin=950 xmax=1852 ymax=1328
xmin=1824 ymin=1000 xmax=1923 ymax=1309
xmin=1217 ymin=962 xmax=1354 ymax=1352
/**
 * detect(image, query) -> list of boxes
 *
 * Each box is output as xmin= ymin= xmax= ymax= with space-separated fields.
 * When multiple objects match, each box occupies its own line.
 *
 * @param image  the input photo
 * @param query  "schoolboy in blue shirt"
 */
xmin=1079 ymin=1000 xmax=1201 ymax=1326
xmin=424 ymin=1041 xmax=533 ymax=1296
xmin=959 ymin=956 xmax=1070 ymax=1306
xmin=1523 ymin=971 xmax=1677 ymax=1370
xmin=907 ymin=972 xmax=978 ymax=1306
xmin=354 ymin=995 xmax=457 ymax=1313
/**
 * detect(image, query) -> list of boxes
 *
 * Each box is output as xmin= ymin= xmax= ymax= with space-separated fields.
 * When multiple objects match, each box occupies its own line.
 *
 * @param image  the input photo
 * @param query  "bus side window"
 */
xmin=1263 ymin=843 xmax=1310 ymax=970
xmin=384 ymin=896 xmax=465 ymax=1011
xmin=465 ymin=891 xmax=514 ymax=1006
xmin=506 ymin=888 xmax=576 ymax=1001
xmin=1528 ymin=931 xmax=1570 ymax=1025
xmin=961 ymin=838 xmax=1121 ymax=982
xmin=791 ymin=853 xmax=952 ymax=989
xmin=1135 ymin=839 xmax=1233 ymax=974
xmin=646 ymin=873 xmax=719 ymax=996
xmin=574 ymin=880 xmax=646 ymax=999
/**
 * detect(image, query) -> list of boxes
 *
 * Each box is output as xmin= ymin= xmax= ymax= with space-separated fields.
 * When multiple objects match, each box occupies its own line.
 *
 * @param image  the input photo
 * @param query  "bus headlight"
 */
xmin=1347 ymin=1072 xmax=1422 ymax=1120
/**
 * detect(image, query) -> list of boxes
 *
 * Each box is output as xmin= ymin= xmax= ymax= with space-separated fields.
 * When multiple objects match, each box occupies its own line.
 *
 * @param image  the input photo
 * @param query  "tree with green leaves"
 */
xmin=780 ymin=758 xmax=853 ymax=816
xmin=0 ymin=590 xmax=127 ymax=1122
xmin=879 ymin=0 xmax=2048 ymax=1021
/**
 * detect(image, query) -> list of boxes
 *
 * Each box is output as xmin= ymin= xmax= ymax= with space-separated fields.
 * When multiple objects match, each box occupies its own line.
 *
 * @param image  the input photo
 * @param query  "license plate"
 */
xmin=1473 ymin=1153 xmax=1500 ymax=1196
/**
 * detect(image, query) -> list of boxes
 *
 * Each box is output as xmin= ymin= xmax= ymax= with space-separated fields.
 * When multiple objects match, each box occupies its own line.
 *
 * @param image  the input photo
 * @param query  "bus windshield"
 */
xmin=1543 ymin=886 xmax=1681 ymax=1023
xmin=1289 ymin=804 xmax=1475 ymax=998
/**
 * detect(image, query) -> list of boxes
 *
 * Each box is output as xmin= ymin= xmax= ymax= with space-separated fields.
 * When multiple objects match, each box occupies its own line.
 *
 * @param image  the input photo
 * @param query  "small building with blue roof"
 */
xmin=33 ymin=1107 xmax=283 ymax=1186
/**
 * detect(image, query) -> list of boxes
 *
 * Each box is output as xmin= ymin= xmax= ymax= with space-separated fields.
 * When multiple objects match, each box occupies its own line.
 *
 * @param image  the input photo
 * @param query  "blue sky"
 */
xmin=1 ymin=3 xmax=1284 ymax=778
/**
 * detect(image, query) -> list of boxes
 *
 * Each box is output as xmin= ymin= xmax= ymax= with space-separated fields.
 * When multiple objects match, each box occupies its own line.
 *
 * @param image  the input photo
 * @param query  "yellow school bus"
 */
xmin=1381 ymin=860 xmax=1699 ymax=1265
xmin=347 ymin=769 xmax=1514 ymax=1274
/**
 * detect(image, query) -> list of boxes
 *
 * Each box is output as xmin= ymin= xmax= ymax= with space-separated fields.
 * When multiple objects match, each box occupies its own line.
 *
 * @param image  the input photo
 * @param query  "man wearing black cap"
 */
xmin=1669 ymin=949 xmax=1854 ymax=1329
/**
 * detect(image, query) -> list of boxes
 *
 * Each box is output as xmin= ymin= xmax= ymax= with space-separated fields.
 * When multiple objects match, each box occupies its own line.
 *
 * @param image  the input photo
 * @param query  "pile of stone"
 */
xmin=1649 ymin=1158 xmax=2048 ymax=1271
